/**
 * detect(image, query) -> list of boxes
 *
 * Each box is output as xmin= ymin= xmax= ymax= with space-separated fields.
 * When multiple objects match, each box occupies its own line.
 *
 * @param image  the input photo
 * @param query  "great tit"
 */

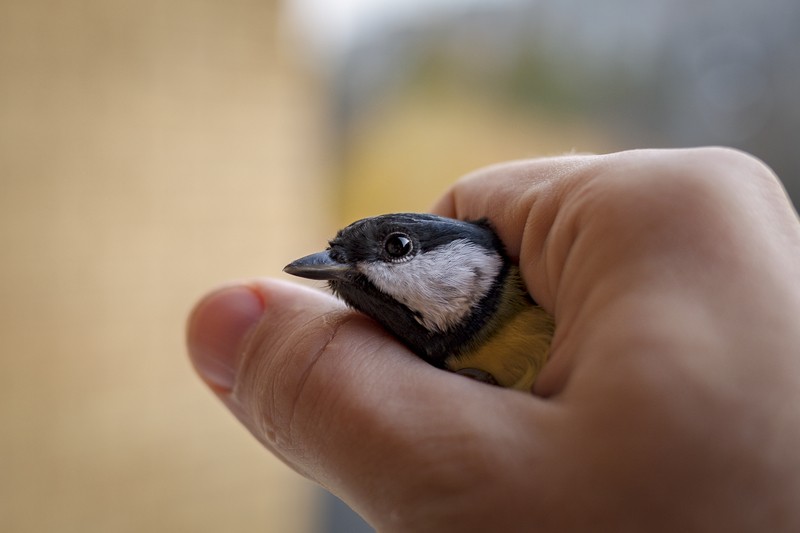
xmin=283 ymin=213 xmax=554 ymax=391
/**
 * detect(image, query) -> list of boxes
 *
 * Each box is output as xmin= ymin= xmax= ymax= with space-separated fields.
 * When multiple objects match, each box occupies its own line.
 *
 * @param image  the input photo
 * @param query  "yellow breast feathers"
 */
xmin=446 ymin=268 xmax=554 ymax=391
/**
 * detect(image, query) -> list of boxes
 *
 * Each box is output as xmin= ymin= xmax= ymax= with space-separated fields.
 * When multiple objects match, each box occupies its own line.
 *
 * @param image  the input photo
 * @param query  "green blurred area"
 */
xmin=338 ymin=85 xmax=614 ymax=222
xmin=323 ymin=0 xmax=800 ymax=223
xmin=332 ymin=37 xmax=619 ymax=222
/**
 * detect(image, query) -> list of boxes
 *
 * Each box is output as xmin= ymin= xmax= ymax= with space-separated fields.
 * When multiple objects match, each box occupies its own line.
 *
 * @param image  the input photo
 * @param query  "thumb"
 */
xmin=186 ymin=279 xmax=544 ymax=530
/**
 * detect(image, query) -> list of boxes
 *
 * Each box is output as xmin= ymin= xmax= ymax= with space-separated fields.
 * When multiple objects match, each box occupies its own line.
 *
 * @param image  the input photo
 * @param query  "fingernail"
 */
xmin=187 ymin=284 xmax=265 ymax=392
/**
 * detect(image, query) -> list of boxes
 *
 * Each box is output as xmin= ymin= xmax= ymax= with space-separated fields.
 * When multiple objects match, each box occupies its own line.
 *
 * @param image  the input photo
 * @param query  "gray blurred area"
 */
xmin=327 ymin=0 xmax=800 ymax=203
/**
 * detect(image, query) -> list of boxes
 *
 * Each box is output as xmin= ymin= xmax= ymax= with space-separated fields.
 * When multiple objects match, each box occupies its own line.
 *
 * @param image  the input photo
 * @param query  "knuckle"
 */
xmin=685 ymin=146 xmax=781 ymax=191
xmin=550 ymin=146 xmax=794 ymax=272
xmin=575 ymin=147 xmax=781 ymax=229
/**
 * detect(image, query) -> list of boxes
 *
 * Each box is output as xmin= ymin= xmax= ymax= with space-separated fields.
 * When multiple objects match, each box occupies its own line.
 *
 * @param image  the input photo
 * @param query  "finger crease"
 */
xmin=285 ymin=312 xmax=362 ymax=444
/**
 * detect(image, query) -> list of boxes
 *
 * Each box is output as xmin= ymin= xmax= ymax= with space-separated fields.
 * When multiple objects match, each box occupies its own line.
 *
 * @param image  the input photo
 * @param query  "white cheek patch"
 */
xmin=357 ymin=240 xmax=502 ymax=332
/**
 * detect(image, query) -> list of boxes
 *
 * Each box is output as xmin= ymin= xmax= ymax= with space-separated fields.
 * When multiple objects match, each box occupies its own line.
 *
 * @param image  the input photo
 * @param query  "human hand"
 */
xmin=187 ymin=148 xmax=800 ymax=532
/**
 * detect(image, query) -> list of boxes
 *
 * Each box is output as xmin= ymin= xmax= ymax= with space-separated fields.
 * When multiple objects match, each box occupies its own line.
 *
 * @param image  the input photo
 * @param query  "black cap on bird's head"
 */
xmin=284 ymin=213 xmax=511 ymax=365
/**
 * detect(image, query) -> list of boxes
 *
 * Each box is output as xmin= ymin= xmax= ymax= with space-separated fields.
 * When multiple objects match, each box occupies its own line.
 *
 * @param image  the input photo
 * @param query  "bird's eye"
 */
xmin=384 ymin=233 xmax=413 ymax=259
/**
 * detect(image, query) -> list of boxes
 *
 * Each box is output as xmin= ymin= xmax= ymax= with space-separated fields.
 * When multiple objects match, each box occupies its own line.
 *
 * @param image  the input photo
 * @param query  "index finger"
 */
xmin=431 ymin=154 xmax=599 ymax=314
xmin=431 ymin=155 xmax=596 ymax=261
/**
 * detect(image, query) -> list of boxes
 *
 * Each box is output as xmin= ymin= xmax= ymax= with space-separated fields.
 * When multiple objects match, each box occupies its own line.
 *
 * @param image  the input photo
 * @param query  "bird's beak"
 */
xmin=283 ymin=251 xmax=351 ymax=281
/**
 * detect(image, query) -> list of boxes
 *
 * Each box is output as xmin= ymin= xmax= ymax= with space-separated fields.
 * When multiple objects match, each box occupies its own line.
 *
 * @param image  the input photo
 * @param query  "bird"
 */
xmin=283 ymin=213 xmax=554 ymax=391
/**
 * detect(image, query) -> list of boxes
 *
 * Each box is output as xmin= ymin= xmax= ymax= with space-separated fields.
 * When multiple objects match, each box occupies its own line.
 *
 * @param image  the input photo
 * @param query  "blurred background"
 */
xmin=1 ymin=0 xmax=798 ymax=531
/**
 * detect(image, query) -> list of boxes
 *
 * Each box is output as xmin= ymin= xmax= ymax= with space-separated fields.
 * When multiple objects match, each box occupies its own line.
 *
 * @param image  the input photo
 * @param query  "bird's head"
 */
xmin=284 ymin=213 xmax=510 ymax=364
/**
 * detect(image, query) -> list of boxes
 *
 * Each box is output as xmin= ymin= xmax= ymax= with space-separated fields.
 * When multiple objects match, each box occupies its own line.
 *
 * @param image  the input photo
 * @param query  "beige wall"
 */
xmin=0 ymin=2 xmax=330 ymax=531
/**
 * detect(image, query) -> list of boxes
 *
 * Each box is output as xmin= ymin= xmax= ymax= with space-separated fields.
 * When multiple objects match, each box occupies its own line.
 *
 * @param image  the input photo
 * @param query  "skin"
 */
xmin=187 ymin=147 xmax=800 ymax=532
